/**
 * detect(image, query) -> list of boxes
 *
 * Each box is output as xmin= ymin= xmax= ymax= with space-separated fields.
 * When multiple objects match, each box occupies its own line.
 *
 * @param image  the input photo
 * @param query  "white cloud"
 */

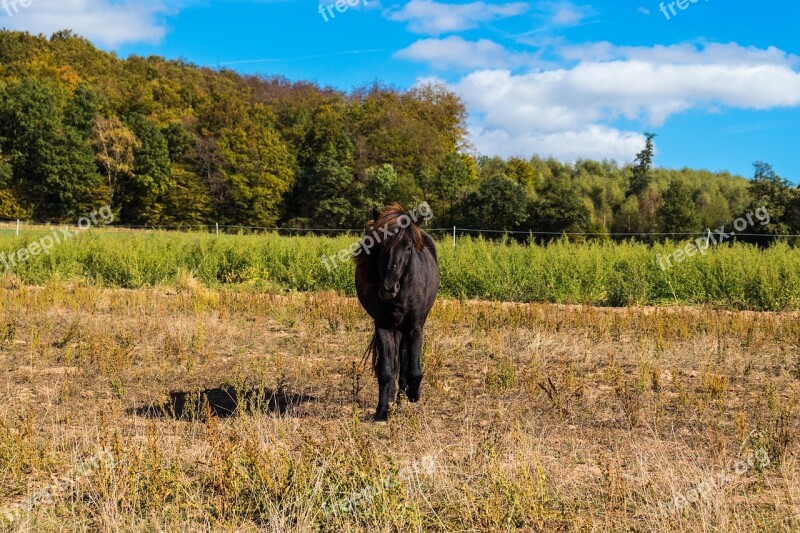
xmin=550 ymin=7 xmax=581 ymax=24
xmin=469 ymin=124 xmax=646 ymax=161
xmin=430 ymin=42 xmax=800 ymax=161
xmin=395 ymin=36 xmax=536 ymax=69
xmin=0 ymin=0 xmax=179 ymax=48
xmin=560 ymin=41 xmax=800 ymax=67
xmin=537 ymin=1 xmax=591 ymax=25
xmin=385 ymin=0 xmax=528 ymax=35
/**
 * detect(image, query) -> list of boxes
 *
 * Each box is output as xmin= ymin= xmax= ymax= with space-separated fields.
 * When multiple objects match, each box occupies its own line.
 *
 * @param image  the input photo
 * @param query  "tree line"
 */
xmin=0 ymin=30 xmax=797 ymax=242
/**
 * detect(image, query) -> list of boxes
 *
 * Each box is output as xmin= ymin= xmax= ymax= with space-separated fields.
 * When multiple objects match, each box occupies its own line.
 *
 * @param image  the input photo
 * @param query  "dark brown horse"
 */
xmin=355 ymin=203 xmax=440 ymax=421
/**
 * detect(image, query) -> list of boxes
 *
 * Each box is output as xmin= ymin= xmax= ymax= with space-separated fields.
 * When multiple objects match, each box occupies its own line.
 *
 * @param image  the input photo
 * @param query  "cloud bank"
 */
xmin=0 ymin=0 xmax=177 ymax=47
xmin=385 ymin=0 xmax=529 ymax=35
xmin=408 ymin=41 xmax=800 ymax=161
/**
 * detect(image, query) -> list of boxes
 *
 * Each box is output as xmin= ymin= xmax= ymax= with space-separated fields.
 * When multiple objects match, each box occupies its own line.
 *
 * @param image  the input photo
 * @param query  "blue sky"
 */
xmin=2 ymin=0 xmax=799 ymax=180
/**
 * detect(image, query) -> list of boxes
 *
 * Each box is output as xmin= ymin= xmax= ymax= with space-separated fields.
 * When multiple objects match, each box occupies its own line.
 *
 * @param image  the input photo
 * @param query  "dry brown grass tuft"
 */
xmin=0 ymin=286 xmax=798 ymax=531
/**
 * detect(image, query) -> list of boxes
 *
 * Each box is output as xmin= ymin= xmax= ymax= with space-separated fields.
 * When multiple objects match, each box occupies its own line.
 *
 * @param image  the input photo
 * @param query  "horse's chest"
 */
xmin=390 ymin=308 xmax=405 ymax=325
xmin=381 ymin=302 xmax=408 ymax=328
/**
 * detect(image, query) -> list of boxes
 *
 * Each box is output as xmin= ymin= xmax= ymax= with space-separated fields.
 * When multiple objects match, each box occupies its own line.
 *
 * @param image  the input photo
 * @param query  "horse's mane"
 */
xmin=354 ymin=203 xmax=426 ymax=289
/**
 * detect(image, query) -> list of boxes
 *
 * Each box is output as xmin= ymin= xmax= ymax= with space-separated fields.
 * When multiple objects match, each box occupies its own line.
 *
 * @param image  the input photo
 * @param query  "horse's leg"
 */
xmin=374 ymin=328 xmax=397 ymax=421
xmin=397 ymin=330 xmax=409 ymax=403
xmin=406 ymin=326 xmax=424 ymax=403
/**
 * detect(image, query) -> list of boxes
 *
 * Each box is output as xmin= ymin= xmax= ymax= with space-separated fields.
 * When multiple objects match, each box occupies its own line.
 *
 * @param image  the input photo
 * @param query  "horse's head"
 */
xmin=369 ymin=204 xmax=425 ymax=301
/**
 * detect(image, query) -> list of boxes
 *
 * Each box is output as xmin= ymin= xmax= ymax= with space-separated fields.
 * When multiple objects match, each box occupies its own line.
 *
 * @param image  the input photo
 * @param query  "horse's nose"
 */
xmin=380 ymin=282 xmax=400 ymax=300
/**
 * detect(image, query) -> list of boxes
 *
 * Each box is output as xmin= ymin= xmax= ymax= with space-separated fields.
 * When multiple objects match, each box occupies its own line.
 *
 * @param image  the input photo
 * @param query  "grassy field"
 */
xmin=1 ymin=283 xmax=799 ymax=531
xmin=1 ymin=228 xmax=800 ymax=310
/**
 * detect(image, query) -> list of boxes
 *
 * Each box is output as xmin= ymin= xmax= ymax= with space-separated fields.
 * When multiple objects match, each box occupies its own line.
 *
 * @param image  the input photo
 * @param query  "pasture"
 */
xmin=1 ymin=281 xmax=799 ymax=531
xmin=0 ymin=228 xmax=800 ymax=310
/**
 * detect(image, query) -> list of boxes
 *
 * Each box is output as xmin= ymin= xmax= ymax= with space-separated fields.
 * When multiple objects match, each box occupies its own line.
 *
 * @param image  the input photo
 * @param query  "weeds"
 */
xmin=0 ymin=286 xmax=798 ymax=531
xmin=1 ymin=230 xmax=800 ymax=309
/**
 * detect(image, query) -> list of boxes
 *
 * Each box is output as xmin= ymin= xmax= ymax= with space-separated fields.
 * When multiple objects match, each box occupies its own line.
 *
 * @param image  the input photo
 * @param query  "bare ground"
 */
xmin=1 ymin=283 xmax=799 ymax=531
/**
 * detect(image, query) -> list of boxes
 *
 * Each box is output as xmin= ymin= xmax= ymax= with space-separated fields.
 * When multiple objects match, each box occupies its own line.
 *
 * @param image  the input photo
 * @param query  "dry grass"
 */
xmin=0 ymin=282 xmax=799 ymax=531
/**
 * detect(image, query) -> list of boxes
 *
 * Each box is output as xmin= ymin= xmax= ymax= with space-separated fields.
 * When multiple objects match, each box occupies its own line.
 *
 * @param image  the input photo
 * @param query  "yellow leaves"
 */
xmin=90 ymin=116 xmax=140 ymax=198
xmin=0 ymin=189 xmax=32 ymax=219
xmin=56 ymin=65 xmax=81 ymax=87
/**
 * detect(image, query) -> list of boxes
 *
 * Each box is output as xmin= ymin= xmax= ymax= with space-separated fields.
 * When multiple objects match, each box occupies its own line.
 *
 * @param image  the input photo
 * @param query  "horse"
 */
xmin=354 ymin=203 xmax=440 ymax=421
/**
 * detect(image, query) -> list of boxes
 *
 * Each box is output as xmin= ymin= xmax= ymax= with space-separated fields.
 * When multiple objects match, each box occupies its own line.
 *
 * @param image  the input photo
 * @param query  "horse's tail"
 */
xmin=360 ymin=330 xmax=379 ymax=374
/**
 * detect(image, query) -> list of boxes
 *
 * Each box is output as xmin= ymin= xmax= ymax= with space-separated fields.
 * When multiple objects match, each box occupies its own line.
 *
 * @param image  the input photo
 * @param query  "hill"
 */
xmin=0 ymin=30 xmax=798 ymax=239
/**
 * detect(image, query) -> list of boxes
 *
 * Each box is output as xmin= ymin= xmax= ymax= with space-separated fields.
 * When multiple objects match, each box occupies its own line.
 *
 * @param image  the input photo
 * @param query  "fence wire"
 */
xmin=0 ymin=221 xmax=799 ymax=238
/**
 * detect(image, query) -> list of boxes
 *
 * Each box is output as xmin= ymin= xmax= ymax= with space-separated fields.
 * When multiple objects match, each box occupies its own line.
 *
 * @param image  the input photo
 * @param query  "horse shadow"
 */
xmin=130 ymin=384 xmax=314 ymax=420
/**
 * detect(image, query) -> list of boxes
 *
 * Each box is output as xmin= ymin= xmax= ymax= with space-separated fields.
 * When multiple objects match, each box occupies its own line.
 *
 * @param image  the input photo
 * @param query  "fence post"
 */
xmin=16 ymin=219 xmax=19 ymax=236
xmin=216 ymin=222 xmax=219 ymax=235
xmin=453 ymin=226 xmax=456 ymax=248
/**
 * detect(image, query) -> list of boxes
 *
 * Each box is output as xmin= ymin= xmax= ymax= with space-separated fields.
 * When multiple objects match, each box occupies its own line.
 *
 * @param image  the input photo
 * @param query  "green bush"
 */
xmin=0 ymin=228 xmax=798 ymax=310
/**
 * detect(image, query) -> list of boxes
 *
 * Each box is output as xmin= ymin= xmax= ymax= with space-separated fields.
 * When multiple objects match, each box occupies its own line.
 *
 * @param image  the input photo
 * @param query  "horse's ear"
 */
xmin=372 ymin=207 xmax=380 ymax=222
